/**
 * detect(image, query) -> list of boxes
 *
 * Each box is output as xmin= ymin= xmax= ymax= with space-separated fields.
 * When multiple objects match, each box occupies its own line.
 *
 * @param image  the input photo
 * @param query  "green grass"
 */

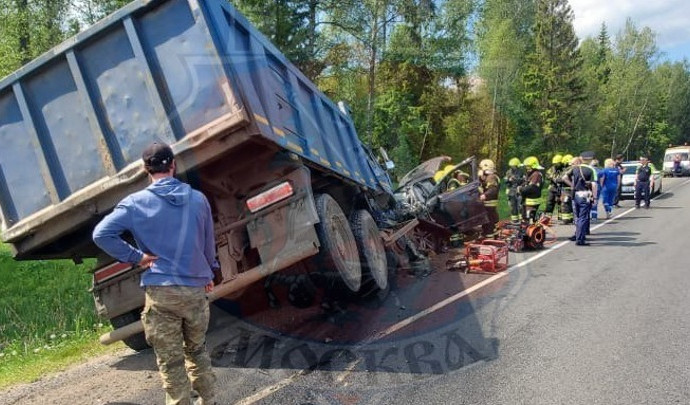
xmin=0 ymin=243 xmax=120 ymax=389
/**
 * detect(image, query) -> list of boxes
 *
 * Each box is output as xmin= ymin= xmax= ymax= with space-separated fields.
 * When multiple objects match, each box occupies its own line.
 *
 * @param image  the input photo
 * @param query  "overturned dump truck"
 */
xmin=0 ymin=0 xmax=487 ymax=350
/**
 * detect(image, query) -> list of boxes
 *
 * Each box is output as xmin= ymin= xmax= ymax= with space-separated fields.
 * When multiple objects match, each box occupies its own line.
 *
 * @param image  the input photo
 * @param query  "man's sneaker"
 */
xmin=568 ymin=235 xmax=576 ymax=241
xmin=606 ymin=212 xmax=612 ymax=219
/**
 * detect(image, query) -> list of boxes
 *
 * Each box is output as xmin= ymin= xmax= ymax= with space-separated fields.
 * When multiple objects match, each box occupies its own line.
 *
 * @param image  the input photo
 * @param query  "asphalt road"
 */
xmin=4 ymin=177 xmax=689 ymax=405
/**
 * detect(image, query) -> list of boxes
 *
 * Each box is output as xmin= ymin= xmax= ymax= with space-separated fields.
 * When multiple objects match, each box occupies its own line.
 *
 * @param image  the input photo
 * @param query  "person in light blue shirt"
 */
xmin=599 ymin=158 xmax=620 ymax=219
xmin=93 ymin=142 xmax=218 ymax=405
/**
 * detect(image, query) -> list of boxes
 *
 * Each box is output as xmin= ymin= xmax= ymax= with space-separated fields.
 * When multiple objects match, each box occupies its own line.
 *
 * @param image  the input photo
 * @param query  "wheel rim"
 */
xmin=330 ymin=213 xmax=361 ymax=291
xmin=366 ymin=223 xmax=388 ymax=290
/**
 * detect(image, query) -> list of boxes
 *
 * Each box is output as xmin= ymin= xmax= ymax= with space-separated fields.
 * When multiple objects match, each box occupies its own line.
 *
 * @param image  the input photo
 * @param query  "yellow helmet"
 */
xmin=479 ymin=159 xmax=496 ymax=172
xmin=523 ymin=156 xmax=543 ymax=170
xmin=561 ymin=154 xmax=574 ymax=165
xmin=552 ymin=154 xmax=563 ymax=164
xmin=508 ymin=157 xmax=522 ymax=167
xmin=433 ymin=164 xmax=456 ymax=183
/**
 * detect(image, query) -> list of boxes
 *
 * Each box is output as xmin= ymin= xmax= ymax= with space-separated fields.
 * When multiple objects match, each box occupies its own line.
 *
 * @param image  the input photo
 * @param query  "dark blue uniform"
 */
xmin=568 ymin=164 xmax=597 ymax=245
xmin=635 ymin=164 xmax=653 ymax=208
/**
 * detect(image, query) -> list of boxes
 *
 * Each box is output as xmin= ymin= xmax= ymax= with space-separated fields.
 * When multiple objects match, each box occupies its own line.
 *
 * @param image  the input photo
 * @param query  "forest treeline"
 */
xmin=1 ymin=0 xmax=689 ymax=176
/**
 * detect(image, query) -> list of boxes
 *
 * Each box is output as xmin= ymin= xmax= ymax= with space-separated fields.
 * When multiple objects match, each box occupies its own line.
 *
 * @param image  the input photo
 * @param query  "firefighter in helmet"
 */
xmin=446 ymin=170 xmax=470 ymax=192
xmin=478 ymin=159 xmax=500 ymax=236
xmin=559 ymin=154 xmax=575 ymax=224
xmin=433 ymin=163 xmax=455 ymax=185
xmin=520 ymin=156 xmax=544 ymax=223
xmin=504 ymin=157 xmax=524 ymax=223
xmin=544 ymin=154 xmax=564 ymax=221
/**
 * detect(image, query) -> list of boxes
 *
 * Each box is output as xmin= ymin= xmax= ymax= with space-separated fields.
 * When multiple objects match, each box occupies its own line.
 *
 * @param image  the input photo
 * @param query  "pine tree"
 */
xmin=522 ymin=0 xmax=584 ymax=152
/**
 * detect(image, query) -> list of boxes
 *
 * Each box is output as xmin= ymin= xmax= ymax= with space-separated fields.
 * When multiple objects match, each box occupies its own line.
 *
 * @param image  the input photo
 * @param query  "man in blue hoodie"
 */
xmin=93 ymin=142 xmax=218 ymax=405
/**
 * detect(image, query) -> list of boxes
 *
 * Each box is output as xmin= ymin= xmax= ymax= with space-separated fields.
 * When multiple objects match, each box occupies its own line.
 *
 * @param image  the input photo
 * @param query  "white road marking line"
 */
xmin=233 ymin=178 xmax=690 ymax=404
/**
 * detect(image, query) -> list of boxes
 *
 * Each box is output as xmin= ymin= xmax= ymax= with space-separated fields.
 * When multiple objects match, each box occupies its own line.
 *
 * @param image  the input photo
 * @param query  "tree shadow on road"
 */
xmin=593 ymin=231 xmax=639 ymax=236
xmin=592 ymin=240 xmax=657 ymax=247
xmin=608 ymin=216 xmax=651 ymax=222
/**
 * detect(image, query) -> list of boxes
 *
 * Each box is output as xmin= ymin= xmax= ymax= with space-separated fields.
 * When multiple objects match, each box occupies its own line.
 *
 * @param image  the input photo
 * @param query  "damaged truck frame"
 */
xmin=0 ymin=0 xmax=487 ymax=350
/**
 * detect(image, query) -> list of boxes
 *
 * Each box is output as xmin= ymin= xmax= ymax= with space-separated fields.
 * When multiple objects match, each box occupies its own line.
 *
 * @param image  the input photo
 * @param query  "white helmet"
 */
xmin=479 ymin=159 xmax=496 ymax=172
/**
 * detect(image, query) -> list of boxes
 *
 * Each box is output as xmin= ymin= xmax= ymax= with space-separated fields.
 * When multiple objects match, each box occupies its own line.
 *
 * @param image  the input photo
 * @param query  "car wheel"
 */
xmin=312 ymin=193 xmax=362 ymax=292
xmin=350 ymin=209 xmax=388 ymax=295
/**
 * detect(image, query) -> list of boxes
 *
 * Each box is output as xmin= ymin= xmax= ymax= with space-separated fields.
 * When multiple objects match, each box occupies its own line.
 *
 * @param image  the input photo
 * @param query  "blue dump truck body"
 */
xmin=0 ymin=0 xmax=392 ymax=260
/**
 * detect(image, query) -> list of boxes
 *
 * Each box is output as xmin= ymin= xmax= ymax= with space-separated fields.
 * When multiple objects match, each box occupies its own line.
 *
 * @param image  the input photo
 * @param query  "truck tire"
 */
xmin=110 ymin=309 xmax=150 ymax=352
xmin=350 ymin=210 xmax=388 ymax=295
xmin=313 ymin=193 xmax=361 ymax=292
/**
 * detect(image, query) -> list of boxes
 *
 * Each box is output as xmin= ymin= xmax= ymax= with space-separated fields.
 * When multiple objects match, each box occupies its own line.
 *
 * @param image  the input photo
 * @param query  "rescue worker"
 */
xmin=446 ymin=170 xmax=470 ymax=191
xmin=590 ymin=158 xmax=601 ymax=222
xmin=559 ymin=154 xmax=574 ymax=224
xmin=478 ymin=159 xmax=500 ymax=236
xmin=562 ymin=151 xmax=598 ymax=246
xmin=433 ymin=163 xmax=456 ymax=184
xmin=544 ymin=154 xmax=564 ymax=221
xmin=634 ymin=155 xmax=654 ymax=209
xmin=504 ymin=157 xmax=524 ymax=223
xmin=520 ymin=156 xmax=544 ymax=223
xmin=599 ymin=158 xmax=620 ymax=218
xmin=613 ymin=154 xmax=625 ymax=207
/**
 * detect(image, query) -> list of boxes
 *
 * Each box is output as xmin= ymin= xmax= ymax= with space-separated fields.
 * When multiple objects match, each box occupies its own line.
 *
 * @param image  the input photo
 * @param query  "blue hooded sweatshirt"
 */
xmin=93 ymin=177 xmax=218 ymax=287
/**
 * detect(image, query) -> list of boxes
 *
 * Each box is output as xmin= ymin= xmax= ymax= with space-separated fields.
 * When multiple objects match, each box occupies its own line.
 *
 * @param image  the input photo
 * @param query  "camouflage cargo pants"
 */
xmin=142 ymin=286 xmax=216 ymax=405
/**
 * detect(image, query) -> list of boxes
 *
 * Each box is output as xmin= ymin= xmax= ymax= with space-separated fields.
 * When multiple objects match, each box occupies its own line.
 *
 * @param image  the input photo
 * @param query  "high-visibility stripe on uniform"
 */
xmin=525 ymin=197 xmax=542 ymax=206
xmin=510 ymin=215 xmax=520 ymax=221
xmin=561 ymin=212 xmax=574 ymax=219
xmin=483 ymin=200 xmax=499 ymax=207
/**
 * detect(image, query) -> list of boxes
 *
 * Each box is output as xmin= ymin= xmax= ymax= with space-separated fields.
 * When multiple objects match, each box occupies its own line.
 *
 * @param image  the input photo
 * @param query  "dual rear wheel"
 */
xmin=312 ymin=193 xmax=388 ymax=294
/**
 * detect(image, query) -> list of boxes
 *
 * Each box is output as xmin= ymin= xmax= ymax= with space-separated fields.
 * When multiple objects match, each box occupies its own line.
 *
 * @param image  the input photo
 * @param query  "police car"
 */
xmin=620 ymin=161 xmax=663 ymax=198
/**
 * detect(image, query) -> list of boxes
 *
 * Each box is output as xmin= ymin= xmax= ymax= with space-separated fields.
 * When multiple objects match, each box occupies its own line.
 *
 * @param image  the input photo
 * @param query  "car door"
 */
xmin=650 ymin=163 xmax=662 ymax=193
xmin=430 ymin=180 xmax=489 ymax=232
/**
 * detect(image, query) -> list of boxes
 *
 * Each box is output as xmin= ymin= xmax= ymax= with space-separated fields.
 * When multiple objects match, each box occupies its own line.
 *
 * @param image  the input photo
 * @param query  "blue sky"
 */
xmin=570 ymin=0 xmax=690 ymax=62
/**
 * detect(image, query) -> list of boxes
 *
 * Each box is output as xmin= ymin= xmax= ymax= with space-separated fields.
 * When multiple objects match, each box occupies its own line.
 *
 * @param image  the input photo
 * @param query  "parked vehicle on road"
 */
xmin=620 ymin=162 xmax=663 ymax=198
xmin=662 ymin=146 xmax=690 ymax=177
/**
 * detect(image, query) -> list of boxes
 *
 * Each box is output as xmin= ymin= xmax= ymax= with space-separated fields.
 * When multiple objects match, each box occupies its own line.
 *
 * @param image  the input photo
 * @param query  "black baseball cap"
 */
xmin=142 ymin=142 xmax=174 ymax=169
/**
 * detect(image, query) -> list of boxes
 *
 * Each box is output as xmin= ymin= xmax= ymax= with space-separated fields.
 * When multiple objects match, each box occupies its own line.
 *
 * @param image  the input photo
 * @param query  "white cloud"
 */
xmin=569 ymin=0 xmax=690 ymax=59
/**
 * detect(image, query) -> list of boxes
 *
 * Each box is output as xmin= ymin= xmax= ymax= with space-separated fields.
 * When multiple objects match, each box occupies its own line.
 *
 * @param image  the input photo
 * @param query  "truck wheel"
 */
xmin=313 ymin=193 xmax=361 ymax=292
xmin=110 ymin=309 xmax=150 ymax=351
xmin=350 ymin=210 xmax=388 ymax=295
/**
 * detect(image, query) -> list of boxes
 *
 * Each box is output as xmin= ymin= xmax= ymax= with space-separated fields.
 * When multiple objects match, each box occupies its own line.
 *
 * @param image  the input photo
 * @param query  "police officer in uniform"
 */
xmin=562 ymin=151 xmax=598 ymax=246
xmin=503 ymin=157 xmax=524 ymax=223
xmin=635 ymin=155 xmax=654 ymax=209
xmin=613 ymin=153 xmax=625 ymax=207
